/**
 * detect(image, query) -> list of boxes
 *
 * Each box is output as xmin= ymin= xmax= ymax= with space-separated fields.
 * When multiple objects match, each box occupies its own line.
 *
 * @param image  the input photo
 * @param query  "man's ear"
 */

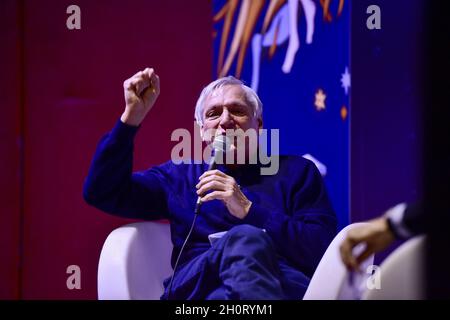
xmin=199 ymin=124 xmax=205 ymax=140
xmin=258 ymin=118 xmax=263 ymax=131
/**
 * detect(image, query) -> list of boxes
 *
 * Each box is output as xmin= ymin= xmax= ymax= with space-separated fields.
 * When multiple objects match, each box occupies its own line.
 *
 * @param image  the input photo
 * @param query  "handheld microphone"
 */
xmin=167 ymin=135 xmax=232 ymax=299
xmin=194 ymin=135 xmax=232 ymax=214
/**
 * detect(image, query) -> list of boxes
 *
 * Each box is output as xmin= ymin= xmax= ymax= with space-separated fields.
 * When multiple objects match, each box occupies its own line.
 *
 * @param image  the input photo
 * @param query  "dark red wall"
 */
xmin=1 ymin=0 xmax=212 ymax=299
xmin=0 ymin=0 xmax=22 ymax=300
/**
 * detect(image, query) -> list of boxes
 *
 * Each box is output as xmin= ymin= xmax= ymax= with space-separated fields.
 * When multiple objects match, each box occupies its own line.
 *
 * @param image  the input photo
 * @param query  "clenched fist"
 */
xmin=120 ymin=68 xmax=160 ymax=126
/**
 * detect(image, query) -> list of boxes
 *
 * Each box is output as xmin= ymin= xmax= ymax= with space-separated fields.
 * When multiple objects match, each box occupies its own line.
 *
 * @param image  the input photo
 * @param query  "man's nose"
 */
xmin=219 ymin=108 xmax=234 ymax=129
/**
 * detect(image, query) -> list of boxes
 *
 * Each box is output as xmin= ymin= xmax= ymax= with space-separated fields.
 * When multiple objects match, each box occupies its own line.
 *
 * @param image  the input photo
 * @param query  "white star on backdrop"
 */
xmin=341 ymin=67 xmax=351 ymax=95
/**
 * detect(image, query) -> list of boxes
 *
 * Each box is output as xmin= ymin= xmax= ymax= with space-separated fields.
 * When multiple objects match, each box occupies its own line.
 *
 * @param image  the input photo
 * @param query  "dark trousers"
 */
xmin=161 ymin=224 xmax=310 ymax=300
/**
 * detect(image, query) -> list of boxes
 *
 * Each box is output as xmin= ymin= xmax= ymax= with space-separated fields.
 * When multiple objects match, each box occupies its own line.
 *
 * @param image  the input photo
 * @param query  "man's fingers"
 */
xmin=134 ymin=80 xmax=147 ymax=96
xmin=130 ymin=70 xmax=144 ymax=79
xmin=340 ymin=239 xmax=356 ymax=270
xmin=142 ymin=68 xmax=159 ymax=88
xmin=128 ymin=67 xmax=155 ymax=81
xmin=125 ymin=68 xmax=158 ymax=95
xmin=124 ymin=77 xmax=147 ymax=95
xmin=340 ymin=233 xmax=366 ymax=271
xmin=355 ymin=246 xmax=374 ymax=267
xmin=199 ymin=169 xmax=228 ymax=180
xmin=142 ymin=75 xmax=160 ymax=100
xmin=201 ymin=190 xmax=231 ymax=203
xmin=132 ymin=68 xmax=153 ymax=82
xmin=196 ymin=174 xmax=228 ymax=190
xmin=143 ymin=67 xmax=154 ymax=79
xmin=123 ymin=79 xmax=139 ymax=98
xmin=124 ymin=77 xmax=138 ymax=89
xmin=152 ymin=74 xmax=160 ymax=93
xmin=197 ymin=180 xmax=228 ymax=197
xmin=139 ymin=69 xmax=160 ymax=100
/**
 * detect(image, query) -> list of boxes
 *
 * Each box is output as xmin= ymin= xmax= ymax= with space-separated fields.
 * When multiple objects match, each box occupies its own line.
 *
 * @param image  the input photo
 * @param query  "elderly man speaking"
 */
xmin=83 ymin=68 xmax=337 ymax=300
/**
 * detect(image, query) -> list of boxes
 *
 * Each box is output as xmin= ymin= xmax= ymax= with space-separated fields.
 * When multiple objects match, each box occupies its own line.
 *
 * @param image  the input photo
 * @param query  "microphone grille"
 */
xmin=212 ymin=135 xmax=232 ymax=153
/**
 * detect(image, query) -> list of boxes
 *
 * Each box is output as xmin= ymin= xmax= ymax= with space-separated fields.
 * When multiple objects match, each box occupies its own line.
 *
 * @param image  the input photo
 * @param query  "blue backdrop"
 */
xmin=213 ymin=0 xmax=350 ymax=229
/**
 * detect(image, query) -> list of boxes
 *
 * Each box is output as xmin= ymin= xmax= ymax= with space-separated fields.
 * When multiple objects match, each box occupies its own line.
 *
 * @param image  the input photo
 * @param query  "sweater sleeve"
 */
xmin=82 ymin=119 xmax=169 ymax=220
xmin=242 ymin=159 xmax=337 ymax=277
xmin=386 ymin=201 xmax=425 ymax=239
xmin=402 ymin=201 xmax=426 ymax=236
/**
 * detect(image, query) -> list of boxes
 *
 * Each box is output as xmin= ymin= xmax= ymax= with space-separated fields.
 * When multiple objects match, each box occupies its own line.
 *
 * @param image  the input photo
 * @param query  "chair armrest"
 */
xmin=303 ymin=222 xmax=375 ymax=300
xmin=98 ymin=221 xmax=173 ymax=300
xmin=362 ymin=235 xmax=426 ymax=299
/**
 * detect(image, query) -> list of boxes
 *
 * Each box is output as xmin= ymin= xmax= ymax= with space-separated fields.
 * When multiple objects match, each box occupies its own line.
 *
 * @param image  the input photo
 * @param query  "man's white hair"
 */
xmin=194 ymin=76 xmax=263 ymax=126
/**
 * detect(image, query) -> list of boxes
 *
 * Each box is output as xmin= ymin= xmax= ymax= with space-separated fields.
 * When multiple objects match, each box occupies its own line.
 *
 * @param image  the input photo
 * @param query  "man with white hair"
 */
xmin=83 ymin=68 xmax=337 ymax=299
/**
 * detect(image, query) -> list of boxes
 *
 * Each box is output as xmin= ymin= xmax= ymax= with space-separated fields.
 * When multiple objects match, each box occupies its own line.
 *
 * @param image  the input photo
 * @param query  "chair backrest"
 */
xmin=303 ymin=222 xmax=375 ymax=300
xmin=98 ymin=221 xmax=173 ymax=299
xmin=362 ymin=235 xmax=426 ymax=300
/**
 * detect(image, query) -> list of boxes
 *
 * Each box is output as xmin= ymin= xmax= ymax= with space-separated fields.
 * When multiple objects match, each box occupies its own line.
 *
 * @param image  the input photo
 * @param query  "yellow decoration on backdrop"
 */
xmin=214 ymin=0 xmax=346 ymax=80
xmin=340 ymin=105 xmax=348 ymax=120
xmin=315 ymin=89 xmax=326 ymax=111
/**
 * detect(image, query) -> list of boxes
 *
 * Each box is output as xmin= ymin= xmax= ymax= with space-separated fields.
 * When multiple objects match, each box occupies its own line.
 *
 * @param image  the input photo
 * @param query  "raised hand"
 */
xmin=121 ymin=67 xmax=160 ymax=126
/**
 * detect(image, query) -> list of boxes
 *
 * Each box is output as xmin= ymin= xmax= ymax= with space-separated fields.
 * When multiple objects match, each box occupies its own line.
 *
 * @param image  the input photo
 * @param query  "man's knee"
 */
xmin=226 ymin=224 xmax=272 ymax=246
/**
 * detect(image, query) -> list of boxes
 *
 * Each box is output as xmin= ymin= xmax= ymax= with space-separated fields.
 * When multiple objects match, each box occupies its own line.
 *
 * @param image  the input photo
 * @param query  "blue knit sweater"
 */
xmin=83 ymin=119 xmax=337 ymax=277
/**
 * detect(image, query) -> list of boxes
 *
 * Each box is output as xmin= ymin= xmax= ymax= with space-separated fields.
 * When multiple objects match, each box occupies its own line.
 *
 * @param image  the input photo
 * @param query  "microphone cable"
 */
xmin=166 ymin=206 xmax=201 ymax=300
xmin=166 ymin=135 xmax=230 ymax=299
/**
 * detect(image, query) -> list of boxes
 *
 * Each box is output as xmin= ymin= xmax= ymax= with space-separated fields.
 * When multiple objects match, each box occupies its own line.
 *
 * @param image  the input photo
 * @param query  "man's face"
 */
xmin=200 ymin=85 xmax=262 ymax=162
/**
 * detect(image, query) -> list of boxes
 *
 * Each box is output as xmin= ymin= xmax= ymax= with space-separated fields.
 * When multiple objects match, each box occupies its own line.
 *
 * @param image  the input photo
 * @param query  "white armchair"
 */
xmin=97 ymin=221 xmax=173 ymax=299
xmin=97 ymin=221 xmax=374 ymax=300
xmin=303 ymin=222 xmax=374 ymax=299
xmin=362 ymin=235 xmax=427 ymax=299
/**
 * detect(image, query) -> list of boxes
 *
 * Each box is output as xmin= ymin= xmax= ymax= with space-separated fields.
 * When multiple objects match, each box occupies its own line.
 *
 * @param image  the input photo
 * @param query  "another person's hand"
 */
xmin=340 ymin=217 xmax=395 ymax=271
xmin=196 ymin=169 xmax=252 ymax=219
xmin=121 ymin=67 xmax=160 ymax=126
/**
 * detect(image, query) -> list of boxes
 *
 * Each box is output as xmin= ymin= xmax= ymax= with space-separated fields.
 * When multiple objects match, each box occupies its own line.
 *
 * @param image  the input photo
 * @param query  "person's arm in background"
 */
xmin=83 ymin=68 xmax=169 ymax=220
xmin=401 ymin=202 xmax=426 ymax=236
xmin=339 ymin=201 xmax=425 ymax=271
